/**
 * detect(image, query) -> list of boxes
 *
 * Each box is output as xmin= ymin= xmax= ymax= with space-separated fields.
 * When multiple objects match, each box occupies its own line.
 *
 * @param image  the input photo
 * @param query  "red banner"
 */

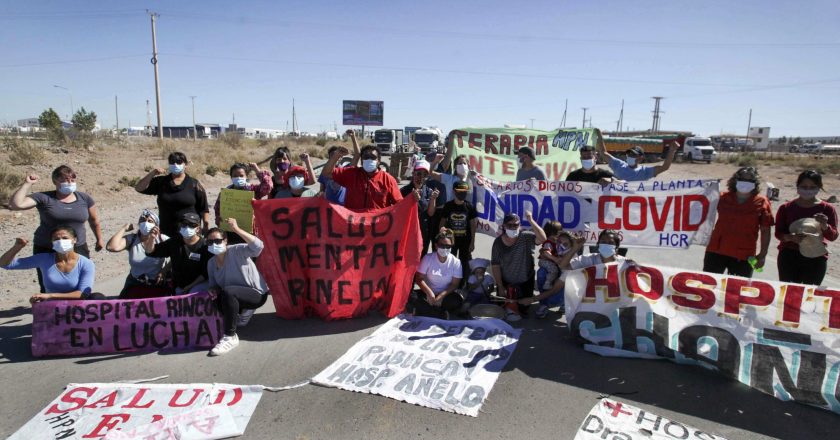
xmin=253 ymin=197 xmax=422 ymax=320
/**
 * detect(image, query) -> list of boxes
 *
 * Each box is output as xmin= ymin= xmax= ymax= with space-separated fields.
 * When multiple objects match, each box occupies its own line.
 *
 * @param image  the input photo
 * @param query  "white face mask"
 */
xmin=581 ymin=159 xmax=595 ymax=170
xmin=362 ymin=159 xmax=378 ymax=173
xmin=456 ymin=163 xmax=469 ymax=177
xmin=626 ymin=157 xmax=637 ymax=167
xmin=138 ymin=221 xmax=155 ymax=235
xmin=179 ymin=226 xmax=196 ymax=239
xmin=58 ymin=182 xmax=77 ymax=195
xmin=598 ymin=243 xmax=616 ymax=258
xmin=505 ymin=228 xmax=520 ymax=238
xmin=208 ymin=243 xmax=226 ymax=255
xmin=735 ymin=180 xmax=756 ymax=194
xmin=169 ymin=163 xmax=185 ymax=174
xmin=231 ymin=177 xmax=247 ymax=188
xmin=437 ymin=247 xmax=451 ymax=257
xmin=797 ymin=187 xmax=819 ymax=199
xmin=52 ymin=239 xmax=74 ymax=254
xmin=289 ymin=176 xmax=305 ymax=189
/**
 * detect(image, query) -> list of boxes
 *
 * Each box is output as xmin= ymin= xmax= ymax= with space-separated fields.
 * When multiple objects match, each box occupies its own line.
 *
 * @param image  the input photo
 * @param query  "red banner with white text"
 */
xmin=253 ymin=197 xmax=422 ymax=320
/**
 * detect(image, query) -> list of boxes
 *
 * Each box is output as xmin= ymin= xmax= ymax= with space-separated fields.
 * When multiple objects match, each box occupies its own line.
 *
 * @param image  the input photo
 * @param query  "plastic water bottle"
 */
xmin=747 ymin=256 xmax=764 ymax=273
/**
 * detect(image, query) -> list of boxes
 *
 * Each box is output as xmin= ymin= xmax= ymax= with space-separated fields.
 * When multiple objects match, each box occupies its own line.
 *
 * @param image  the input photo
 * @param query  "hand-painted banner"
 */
xmin=450 ymin=127 xmax=597 ymax=181
xmin=312 ymin=315 xmax=520 ymax=416
xmin=470 ymin=176 xmax=719 ymax=249
xmin=564 ymin=262 xmax=840 ymax=414
xmin=220 ymin=188 xmax=255 ymax=233
xmin=253 ymin=197 xmax=422 ymax=320
xmin=8 ymin=382 xmax=264 ymax=440
xmin=574 ymin=399 xmax=728 ymax=440
xmin=31 ymin=292 xmax=223 ymax=357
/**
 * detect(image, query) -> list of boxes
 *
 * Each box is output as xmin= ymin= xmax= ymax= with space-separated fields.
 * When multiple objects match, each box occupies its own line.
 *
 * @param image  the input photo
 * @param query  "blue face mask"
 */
xmin=58 ymin=182 xmax=76 ymax=195
xmin=208 ymin=243 xmax=226 ymax=255
xmin=362 ymin=159 xmax=378 ymax=173
xmin=231 ymin=177 xmax=247 ymax=188
xmin=598 ymin=243 xmax=616 ymax=258
xmin=179 ymin=226 xmax=196 ymax=239
xmin=169 ymin=163 xmax=185 ymax=174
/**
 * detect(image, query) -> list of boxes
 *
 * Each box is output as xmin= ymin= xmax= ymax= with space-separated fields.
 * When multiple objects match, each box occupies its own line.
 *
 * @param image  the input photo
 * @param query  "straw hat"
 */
xmin=790 ymin=218 xmax=826 ymax=258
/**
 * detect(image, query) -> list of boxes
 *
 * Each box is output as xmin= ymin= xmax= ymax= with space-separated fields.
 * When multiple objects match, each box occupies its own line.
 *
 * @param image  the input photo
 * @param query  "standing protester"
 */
xmin=598 ymin=141 xmax=678 ymax=182
xmin=321 ymin=143 xmax=403 ymax=211
xmin=274 ymin=166 xmax=319 ymax=198
xmin=410 ymin=228 xmax=463 ymax=319
xmin=1 ymin=226 xmax=96 ymax=304
xmin=430 ymin=136 xmax=470 ymax=202
xmin=143 ymin=212 xmax=211 ymax=295
xmin=438 ymin=181 xmax=477 ymax=281
xmin=206 ymin=218 xmax=269 ymax=356
xmin=213 ymin=162 xmax=273 ymax=244
xmin=703 ymin=167 xmax=773 ymax=278
xmin=516 ymin=146 xmax=547 ymax=181
xmin=318 ymin=146 xmax=354 ymax=204
xmin=268 ymin=148 xmax=317 ymax=198
xmin=401 ymin=160 xmax=441 ymax=255
xmin=775 ymin=170 xmax=838 ymax=285
xmin=106 ymin=209 xmax=171 ymax=298
xmin=565 ymin=145 xmax=615 ymax=185
xmin=135 ymin=152 xmax=210 ymax=237
xmin=9 ymin=165 xmax=104 ymax=292
xmin=490 ymin=211 xmax=546 ymax=322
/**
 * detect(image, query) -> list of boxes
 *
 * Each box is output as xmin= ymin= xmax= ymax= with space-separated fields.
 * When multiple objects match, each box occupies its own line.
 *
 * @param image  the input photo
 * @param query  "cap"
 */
xmin=413 ymin=160 xmax=431 ymax=172
xmin=180 ymin=212 xmax=201 ymax=225
xmin=626 ymin=146 xmax=645 ymax=156
xmin=469 ymin=258 xmax=490 ymax=272
xmin=454 ymin=181 xmax=470 ymax=192
xmin=284 ymin=165 xmax=307 ymax=181
xmin=790 ymin=218 xmax=827 ymax=258
xmin=503 ymin=213 xmax=520 ymax=224
xmin=518 ymin=146 xmax=536 ymax=160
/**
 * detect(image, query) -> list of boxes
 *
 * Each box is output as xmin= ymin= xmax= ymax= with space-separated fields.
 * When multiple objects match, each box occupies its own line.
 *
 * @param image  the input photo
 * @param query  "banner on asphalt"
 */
xmin=450 ymin=127 xmax=597 ymax=181
xmin=31 ymin=292 xmax=223 ymax=357
xmin=312 ymin=315 xmax=521 ymax=416
xmin=8 ymin=382 xmax=264 ymax=440
xmin=564 ymin=262 xmax=840 ymax=414
xmin=574 ymin=398 xmax=728 ymax=439
xmin=470 ymin=176 xmax=719 ymax=248
xmin=253 ymin=197 xmax=422 ymax=320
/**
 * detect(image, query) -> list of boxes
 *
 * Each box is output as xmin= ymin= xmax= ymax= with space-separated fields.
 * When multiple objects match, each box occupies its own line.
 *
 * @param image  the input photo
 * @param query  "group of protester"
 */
xmin=1 ymin=131 xmax=837 ymax=354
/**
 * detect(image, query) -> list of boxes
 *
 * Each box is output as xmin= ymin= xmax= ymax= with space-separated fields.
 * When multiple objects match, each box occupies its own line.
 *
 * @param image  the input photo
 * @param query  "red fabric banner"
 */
xmin=253 ymin=197 xmax=422 ymax=320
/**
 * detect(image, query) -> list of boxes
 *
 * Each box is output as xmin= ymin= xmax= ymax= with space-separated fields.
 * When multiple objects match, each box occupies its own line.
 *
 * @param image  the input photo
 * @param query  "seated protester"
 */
xmin=559 ymin=229 xmax=626 ymax=271
xmin=463 ymin=258 xmax=495 ymax=309
xmin=401 ymin=160 xmax=442 ymax=255
xmin=274 ymin=166 xmax=318 ymax=198
xmin=565 ymin=145 xmax=615 ymax=186
xmin=206 ymin=218 xmax=269 ymax=356
xmin=598 ymin=140 xmax=678 ymax=182
xmin=318 ymin=145 xmax=355 ymax=204
xmin=106 ymin=209 xmax=172 ymax=298
xmin=491 ymin=211 xmax=547 ymax=322
xmin=1 ymin=226 xmax=95 ymax=304
xmin=438 ymin=181 xmax=477 ymax=281
xmin=214 ymin=163 xmax=272 ymax=244
xmin=143 ymin=212 xmax=211 ymax=295
xmin=409 ymin=229 xmax=463 ymax=319
xmin=516 ymin=146 xmax=547 ymax=181
xmin=321 ymin=141 xmax=403 ymax=211
xmin=522 ymin=230 xmax=574 ymax=318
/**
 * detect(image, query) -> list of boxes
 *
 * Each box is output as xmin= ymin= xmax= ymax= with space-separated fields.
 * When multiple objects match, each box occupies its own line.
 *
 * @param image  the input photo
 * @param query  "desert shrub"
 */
xmin=205 ymin=165 xmax=221 ymax=176
xmin=118 ymin=176 xmax=140 ymax=187
xmin=219 ymin=132 xmax=242 ymax=149
xmin=315 ymin=138 xmax=327 ymax=147
xmin=5 ymin=137 xmax=46 ymax=165
xmin=306 ymin=146 xmax=325 ymax=159
xmin=737 ymin=154 xmax=756 ymax=167
xmin=0 ymin=165 xmax=24 ymax=207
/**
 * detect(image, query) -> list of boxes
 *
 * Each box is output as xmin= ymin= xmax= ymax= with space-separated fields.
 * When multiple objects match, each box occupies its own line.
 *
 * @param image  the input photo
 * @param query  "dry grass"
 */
xmin=717 ymin=152 xmax=840 ymax=175
xmin=0 ymin=164 xmax=24 ymax=207
xmin=4 ymin=137 xmax=46 ymax=165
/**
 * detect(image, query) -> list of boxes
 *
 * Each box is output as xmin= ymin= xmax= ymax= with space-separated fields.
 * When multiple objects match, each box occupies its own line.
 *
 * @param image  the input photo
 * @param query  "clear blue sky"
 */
xmin=2 ymin=0 xmax=839 ymax=136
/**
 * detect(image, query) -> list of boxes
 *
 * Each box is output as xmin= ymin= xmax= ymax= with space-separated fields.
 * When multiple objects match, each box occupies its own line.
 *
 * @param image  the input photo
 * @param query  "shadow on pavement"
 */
xmin=232 ymin=310 xmax=389 ymax=343
xmin=508 ymin=313 xmax=838 ymax=440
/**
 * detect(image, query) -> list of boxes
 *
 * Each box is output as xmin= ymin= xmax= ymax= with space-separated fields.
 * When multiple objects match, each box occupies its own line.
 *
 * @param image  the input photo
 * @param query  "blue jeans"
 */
xmin=536 ymin=267 xmax=564 ymax=307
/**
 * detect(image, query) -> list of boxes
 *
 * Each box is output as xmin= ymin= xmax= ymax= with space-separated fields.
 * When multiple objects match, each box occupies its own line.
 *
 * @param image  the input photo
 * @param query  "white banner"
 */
xmin=470 ymin=176 xmax=719 ymax=249
xmin=574 ymin=398 xmax=728 ymax=439
xmin=8 ymin=383 xmax=264 ymax=440
xmin=564 ymin=262 xmax=840 ymax=414
xmin=312 ymin=314 xmax=521 ymax=417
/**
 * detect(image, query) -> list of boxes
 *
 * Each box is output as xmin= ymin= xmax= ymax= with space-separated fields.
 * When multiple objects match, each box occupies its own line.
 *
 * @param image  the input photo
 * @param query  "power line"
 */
xmin=0 ymin=54 xmax=147 ymax=68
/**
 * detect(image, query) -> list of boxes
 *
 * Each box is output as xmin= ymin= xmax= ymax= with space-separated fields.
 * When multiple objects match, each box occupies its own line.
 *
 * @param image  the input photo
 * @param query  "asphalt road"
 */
xmin=1 ymin=227 xmax=839 ymax=440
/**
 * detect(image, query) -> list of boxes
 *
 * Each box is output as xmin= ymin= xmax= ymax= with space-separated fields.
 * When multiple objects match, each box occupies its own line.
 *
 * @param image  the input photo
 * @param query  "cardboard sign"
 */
xmin=313 ymin=315 xmax=521 ymax=417
xmin=31 ymin=292 xmax=223 ymax=357
xmin=253 ymin=197 xmax=422 ymax=320
xmin=8 ymin=383 xmax=264 ymax=440
xmin=575 ymin=399 xmax=728 ymax=439
xmin=470 ymin=176 xmax=719 ymax=249
xmin=219 ymin=188 xmax=255 ymax=233
xmin=564 ymin=262 xmax=840 ymax=414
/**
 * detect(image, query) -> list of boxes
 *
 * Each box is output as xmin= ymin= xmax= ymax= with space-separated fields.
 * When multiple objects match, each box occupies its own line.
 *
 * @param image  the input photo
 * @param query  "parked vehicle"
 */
xmin=414 ymin=127 xmax=444 ymax=154
xmin=684 ymin=137 xmax=717 ymax=163
xmin=374 ymin=129 xmax=405 ymax=155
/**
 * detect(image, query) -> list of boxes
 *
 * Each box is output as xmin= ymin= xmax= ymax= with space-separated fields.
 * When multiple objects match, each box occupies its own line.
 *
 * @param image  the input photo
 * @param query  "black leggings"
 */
xmin=409 ymin=290 xmax=463 ymax=319
xmin=777 ymin=248 xmax=828 ymax=286
xmin=33 ymin=243 xmax=90 ymax=293
xmin=218 ymin=286 xmax=268 ymax=336
xmin=702 ymin=251 xmax=752 ymax=278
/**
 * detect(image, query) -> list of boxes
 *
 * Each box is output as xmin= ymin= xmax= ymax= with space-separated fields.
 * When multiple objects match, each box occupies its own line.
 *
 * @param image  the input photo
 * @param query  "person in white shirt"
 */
xmin=409 ymin=228 xmax=463 ymax=319
xmin=559 ymin=229 xmax=626 ymax=270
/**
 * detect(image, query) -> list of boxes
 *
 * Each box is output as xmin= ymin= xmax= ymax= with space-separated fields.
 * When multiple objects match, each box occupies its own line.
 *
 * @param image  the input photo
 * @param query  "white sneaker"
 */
xmin=210 ymin=334 xmax=239 ymax=356
xmin=237 ymin=309 xmax=255 ymax=327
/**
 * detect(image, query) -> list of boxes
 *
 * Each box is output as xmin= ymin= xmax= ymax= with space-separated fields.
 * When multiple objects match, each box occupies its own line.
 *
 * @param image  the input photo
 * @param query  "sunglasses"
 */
xmin=168 ymin=158 xmax=185 ymax=165
xmin=180 ymin=222 xmax=199 ymax=228
xmin=206 ymin=238 xmax=225 ymax=245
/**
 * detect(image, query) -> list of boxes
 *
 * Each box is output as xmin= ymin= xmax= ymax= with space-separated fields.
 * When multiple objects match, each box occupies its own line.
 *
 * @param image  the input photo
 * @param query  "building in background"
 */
xmin=749 ymin=127 xmax=771 ymax=150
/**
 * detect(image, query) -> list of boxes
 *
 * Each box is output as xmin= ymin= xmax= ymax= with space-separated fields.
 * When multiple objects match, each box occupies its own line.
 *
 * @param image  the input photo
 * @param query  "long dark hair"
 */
xmin=726 ymin=166 xmax=761 ymax=196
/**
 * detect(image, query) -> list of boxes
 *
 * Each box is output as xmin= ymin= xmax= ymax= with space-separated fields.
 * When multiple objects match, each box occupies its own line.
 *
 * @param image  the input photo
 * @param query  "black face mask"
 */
xmin=455 ymin=192 xmax=467 ymax=201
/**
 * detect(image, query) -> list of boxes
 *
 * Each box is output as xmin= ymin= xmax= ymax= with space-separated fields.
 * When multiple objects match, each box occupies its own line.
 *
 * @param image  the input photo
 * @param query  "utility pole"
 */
xmin=148 ymin=10 xmax=163 ymax=139
xmin=190 ymin=95 xmax=197 ymax=141
xmin=581 ymin=107 xmax=588 ymax=129
xmin=560 ymin=99 xmax=568 ymax=128
xmin=114 ymin=95 xmax=119 ymax=133
xmin=651 ymin=96 xmax=663 ymax=133
xmin=745 ymin=108 xmax=752 ymax=152
xmin=145 ymin=99 xmax=152 ymax=135
xmin=53 ymin=85 xmax=74 ymax=119
xmin=616 ymin=99 xmax=624 ymax=134
xmin=529 ymin=118 xmax=535 ymax=129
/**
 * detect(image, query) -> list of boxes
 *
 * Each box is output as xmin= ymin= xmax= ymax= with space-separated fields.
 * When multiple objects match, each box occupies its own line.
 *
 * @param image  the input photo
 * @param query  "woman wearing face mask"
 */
xmin=269 ymin=148 xmax=316 ymax=196
xmin=9 ymin=165 xmax=104 ymax=293
xmin=490 ymin=211 xmax=547 ymax=322
xmin=135 ymin=152 xmax=210 ymax=238
xmin=525 ymin=230 xmax=575 ymax=317
xmin=1 ymin=226 xmax=96 ymax=304
xmin=775 ymin=170 xmax=838 ymax=285
xmin=205 ymin=218 xmax=268 ymax=356
xmin=273 ymin=166 xmax=318 ymax=198
xmin=430 ymin=133 xmax=471 ymax=202
xmin=106 ymin=209 xmax=172 ymax=298
xmin=213 ymin=163 xmax=273 ymax=243
xmin=409 ymin=229 xmax=464 ymax=319
xmin=143 ymin=212 xmax=211 ymax=295
xmin=400 ymin=160 xmax=442 ymax=255
xmin=703 ymin=167 xmax=773 ymax=278
xmin=559 ymin=229 xmax=626 ymax=272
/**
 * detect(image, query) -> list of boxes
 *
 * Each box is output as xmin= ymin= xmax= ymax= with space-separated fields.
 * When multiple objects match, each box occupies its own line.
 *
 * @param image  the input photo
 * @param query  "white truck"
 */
xmin=414 ymin=127 xmax=444 ymax=155
xmin=374 ymin=128 xmax=405 ymax=155
xmin=684 ymin=137 xmax=717 ymax=163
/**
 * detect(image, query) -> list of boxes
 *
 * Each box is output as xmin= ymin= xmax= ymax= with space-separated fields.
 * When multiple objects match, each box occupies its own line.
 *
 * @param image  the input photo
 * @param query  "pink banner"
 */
xmin=31 ymin=292 xmax=223 ymax=357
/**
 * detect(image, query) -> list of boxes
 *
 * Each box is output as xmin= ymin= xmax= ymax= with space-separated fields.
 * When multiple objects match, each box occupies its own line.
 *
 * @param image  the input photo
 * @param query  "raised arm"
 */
xmin=559 ymin=234 xmax=586 ymax=270
xmin=441 ymin=134 xmax=456 ymax=173
xmin=525 ymin=211 xmax=546 ymax=244
xmin=9 ymin=175 xmax=38 ymax=210
xmin=135 ymin=168 xmax=163 ymax=192
xmin=347 ymin=129 xmax=361 ymax=167
xmin=596 ymin=131 xmax=615 ymax=161
xmin=429 ymin=154 xmax=445 ymax=181
xmin=300 ymin=153 xmax=317 ymax=185
xmin=322 ymin=146 xmax=349 ymax=179
xmin=106 ymin=223 xmax=133 ymax=252
xmin=653 ymin=142 xmax=678 ymax=177
xmin=0 ymin=237 xmax=28 ymax=267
